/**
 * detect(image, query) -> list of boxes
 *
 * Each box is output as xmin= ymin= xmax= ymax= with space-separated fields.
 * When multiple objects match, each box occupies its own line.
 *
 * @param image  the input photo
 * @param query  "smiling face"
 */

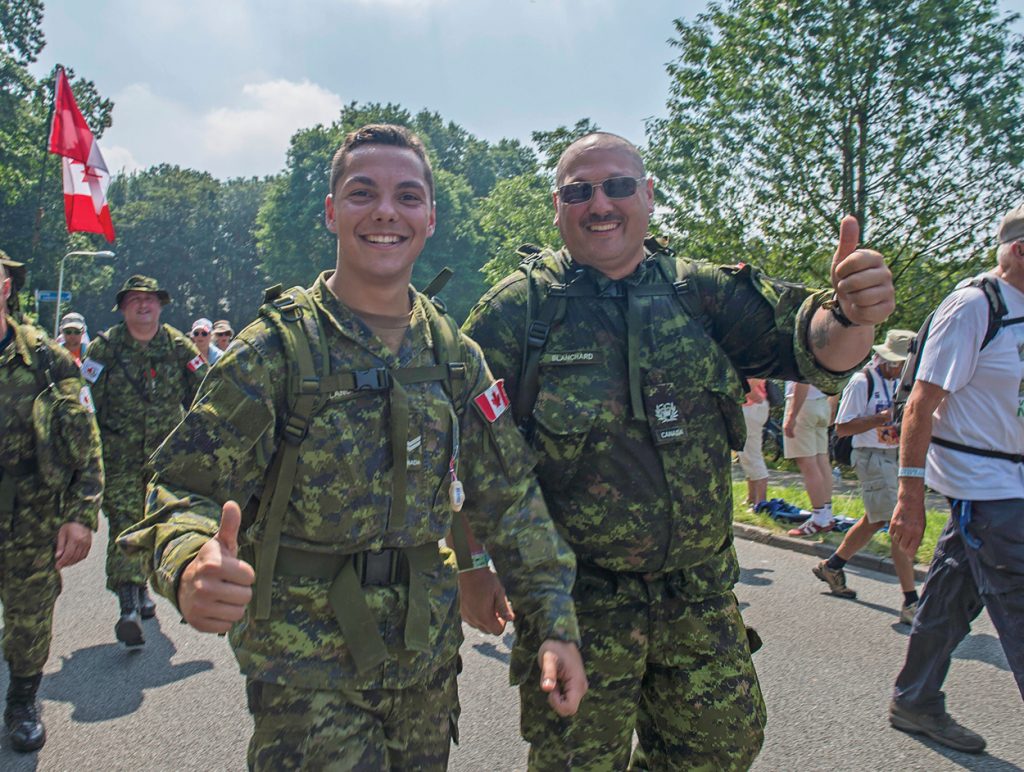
xmin=553 ymin=135 xmax=654 ymax=279
xmin=120 ymin=290 xmax=163 ymax=336
xmin=324 ymin=144 xmax=436 ymax=293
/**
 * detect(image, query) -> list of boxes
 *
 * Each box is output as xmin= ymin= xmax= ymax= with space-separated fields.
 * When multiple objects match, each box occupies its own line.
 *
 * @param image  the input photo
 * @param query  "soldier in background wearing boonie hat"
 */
xmin=83 ymin=274 xmax=205 ymax=648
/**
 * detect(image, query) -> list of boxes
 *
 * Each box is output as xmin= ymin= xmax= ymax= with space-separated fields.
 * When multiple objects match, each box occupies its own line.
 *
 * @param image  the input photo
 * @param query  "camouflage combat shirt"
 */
xmin=83 ymin=323 xmax=204 ymax=479
xmin=0 ymin=320 xmax=103 ymax=538
xmin=463 ymin=248 xmax=857 ymax=597
xmin=120 ymin=272 xmax=579 ymax=691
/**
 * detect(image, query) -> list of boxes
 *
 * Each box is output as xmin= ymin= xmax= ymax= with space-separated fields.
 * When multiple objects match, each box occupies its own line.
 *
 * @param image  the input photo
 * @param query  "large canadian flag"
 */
xmin=47 ymin=68 xmax=115 ymax=242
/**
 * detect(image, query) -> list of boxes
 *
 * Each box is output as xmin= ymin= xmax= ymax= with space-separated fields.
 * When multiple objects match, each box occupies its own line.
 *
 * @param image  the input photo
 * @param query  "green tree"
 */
xmin=0 ymin=1 xmax=113 ymax=310
xmin=647 ymin=0 xmax=1024 ymax=328
xmin=532 ymin=119 xmax=600 ymax=172
xmin=255 ymin=102 xmax=547 ymax=321
xmin=478 ymin=173 xmax=561 ymax=284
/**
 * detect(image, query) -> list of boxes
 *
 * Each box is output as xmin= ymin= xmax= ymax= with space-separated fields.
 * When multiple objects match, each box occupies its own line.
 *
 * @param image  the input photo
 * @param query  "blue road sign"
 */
xmin=35 ymin=290 xmax=72 ymax=303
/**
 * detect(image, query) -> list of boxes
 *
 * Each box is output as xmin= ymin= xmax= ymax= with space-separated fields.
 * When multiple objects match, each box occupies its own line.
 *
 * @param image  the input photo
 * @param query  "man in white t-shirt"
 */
xmin=812 ymin=329 xmax=918 ymax=623
xmin=888 ymin=204 xmax=1024 ymax=754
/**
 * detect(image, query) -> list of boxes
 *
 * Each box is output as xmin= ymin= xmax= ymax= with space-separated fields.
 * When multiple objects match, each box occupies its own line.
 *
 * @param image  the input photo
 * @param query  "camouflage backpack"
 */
xmin=0 ymin=328 xmax=77 ymax=515
xmin=249 ymin=271 xmax=474 ymax=622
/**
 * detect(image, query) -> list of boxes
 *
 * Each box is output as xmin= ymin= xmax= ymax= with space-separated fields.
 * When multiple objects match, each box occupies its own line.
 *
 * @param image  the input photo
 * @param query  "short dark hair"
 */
xmin=555 ymin=131 xmax=645 ymax=187
xmin=329 ymin=124 xmax=434 ymax=202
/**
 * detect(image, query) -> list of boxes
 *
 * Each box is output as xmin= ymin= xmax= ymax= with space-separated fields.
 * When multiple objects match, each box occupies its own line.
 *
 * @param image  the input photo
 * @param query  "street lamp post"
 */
xmin=54 ymin=250 xmax=115 ymax=337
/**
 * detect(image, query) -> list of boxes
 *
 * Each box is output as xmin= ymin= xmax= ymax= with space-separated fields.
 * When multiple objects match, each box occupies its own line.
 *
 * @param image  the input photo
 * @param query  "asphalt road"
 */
xmin=1 ymin=519 xmax=1020 ymax=771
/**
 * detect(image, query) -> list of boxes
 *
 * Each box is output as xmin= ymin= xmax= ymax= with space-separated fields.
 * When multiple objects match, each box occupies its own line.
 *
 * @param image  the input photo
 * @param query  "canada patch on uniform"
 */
xmin=78 ymin=385 xmax=95 ymax=414
xmin=186 ymin=355 xmax=206 ymax=372
xmin=80 ymin=358 xmax=104 ymax=383
xmin=473 ymin=379 xmax=510 ymax=423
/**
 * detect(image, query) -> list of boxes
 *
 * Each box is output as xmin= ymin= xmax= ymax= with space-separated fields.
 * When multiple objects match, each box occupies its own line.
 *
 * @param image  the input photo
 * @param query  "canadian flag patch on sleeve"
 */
xmin=186 ymin=355 xmax=206 ymax=372
xmin=80 ymin=358 xmax=104 ymax=383
xmin=473 ymin=379 xmax=510 ymax=423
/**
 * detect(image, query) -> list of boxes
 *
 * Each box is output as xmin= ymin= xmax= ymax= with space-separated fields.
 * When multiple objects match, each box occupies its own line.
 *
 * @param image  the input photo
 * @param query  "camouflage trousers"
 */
xmin=245 ymin=658 xmax=459 ymax=771
xmin=515 ymin=567 xmax=766 ymax=771
xmin=105 ymin=472 xmax=149 ymax=591
xmin=0 ymin=535 xmax=61 ymax=676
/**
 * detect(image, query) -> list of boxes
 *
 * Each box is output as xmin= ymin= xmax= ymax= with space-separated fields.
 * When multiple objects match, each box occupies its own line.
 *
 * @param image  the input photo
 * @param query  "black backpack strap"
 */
xmin=971 ymin=276 xmax=1008 ymax=350
xmin=515 ymin=256 xmax=571 ymax=433
xmin=931 ymin=436 xmax=1024 ymax=463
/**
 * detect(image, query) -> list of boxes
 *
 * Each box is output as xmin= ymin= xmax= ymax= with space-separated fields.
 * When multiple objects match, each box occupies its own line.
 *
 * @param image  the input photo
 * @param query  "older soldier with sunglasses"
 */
xmin=460 ymin=132 xmax=895 ymax=770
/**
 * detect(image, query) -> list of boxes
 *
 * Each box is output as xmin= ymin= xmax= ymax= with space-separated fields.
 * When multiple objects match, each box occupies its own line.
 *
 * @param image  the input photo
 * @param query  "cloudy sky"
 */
xmin=30 ymin=0 xmax=1024 ymax=180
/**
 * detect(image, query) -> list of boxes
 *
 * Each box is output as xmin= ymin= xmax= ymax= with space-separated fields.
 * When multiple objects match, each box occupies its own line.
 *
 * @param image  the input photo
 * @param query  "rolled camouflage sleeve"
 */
xmin=697 ymin=262 xmax=861 ymax=394
xmin=118 ymin=336 xmax=281 ymax=608
xmin=456 ymin=337 xmax=580 ymax=645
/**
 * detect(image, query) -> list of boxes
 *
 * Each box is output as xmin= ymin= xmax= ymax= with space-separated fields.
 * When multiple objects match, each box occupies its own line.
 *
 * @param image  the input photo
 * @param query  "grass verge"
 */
xmin=731 ymin=481 xmax=946 ymax=566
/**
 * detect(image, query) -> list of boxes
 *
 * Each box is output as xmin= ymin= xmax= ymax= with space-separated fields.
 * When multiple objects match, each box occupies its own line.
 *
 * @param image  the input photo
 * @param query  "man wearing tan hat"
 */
xmin=887 ymin=203 xmax=1024 ymax=753
xmin=811 ymin=328 xmax=918 ymax=620
xmin=82 ymin=275 xmax=205 ymax=647
xmin=211 ymin=319 xmax=233 ymax=352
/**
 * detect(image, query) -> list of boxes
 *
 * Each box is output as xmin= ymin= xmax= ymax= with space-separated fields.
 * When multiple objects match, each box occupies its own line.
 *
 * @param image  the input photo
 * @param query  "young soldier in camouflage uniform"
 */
xmin=119 ymin=125 xmax=585 ymax=770
xmin=460 ymin=132 xmax=896 ymax=770
xmin=0 ymin=257 xmax=103 ymax=752
xmin=83 ymin=275 xmax=204 ymax=647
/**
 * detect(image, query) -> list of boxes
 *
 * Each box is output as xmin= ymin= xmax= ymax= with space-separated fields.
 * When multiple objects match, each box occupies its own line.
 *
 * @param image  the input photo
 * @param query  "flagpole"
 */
xmin=31 ymin=65 xmax=61 ymax=269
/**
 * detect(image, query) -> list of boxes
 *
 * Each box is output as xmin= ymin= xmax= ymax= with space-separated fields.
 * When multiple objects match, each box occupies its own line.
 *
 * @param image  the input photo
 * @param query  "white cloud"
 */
xmin=100 ymin=78 xmax=343 ymax=180
xmin=201 ymin=79 xmax=343 ymax=176
xmin=99 ymin=145 xmax=144 ymax=176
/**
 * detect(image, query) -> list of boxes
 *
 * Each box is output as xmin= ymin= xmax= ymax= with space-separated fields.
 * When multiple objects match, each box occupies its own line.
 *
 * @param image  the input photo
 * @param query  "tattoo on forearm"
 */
xmin=810 ymin=315 xmax=833 ymax=351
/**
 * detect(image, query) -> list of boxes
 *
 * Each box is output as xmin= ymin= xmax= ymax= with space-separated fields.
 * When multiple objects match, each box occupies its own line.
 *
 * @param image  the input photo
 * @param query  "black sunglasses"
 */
xmin=557 ymin=176 xmax=645 ymax=205
xmin=193 ymin=330 xmax=210 ymax=337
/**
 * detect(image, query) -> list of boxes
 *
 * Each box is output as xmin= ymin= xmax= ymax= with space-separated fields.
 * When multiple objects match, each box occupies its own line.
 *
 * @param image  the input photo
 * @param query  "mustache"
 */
xmin=582 ymin=213 xmax=622 ymax=227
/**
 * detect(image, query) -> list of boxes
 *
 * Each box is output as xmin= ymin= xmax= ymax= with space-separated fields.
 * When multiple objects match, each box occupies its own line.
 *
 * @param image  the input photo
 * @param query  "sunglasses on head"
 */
xmin=557 ymin=176 xmax=645 ymax=206
xmin=193 ymin=330 xmax=209 ymax=337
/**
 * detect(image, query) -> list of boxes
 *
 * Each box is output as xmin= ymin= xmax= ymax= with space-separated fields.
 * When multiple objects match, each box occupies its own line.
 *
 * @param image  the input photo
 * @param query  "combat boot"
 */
xmin=5 ymin=673 xmax=45 ymax=752
xmin=137 ymin=584 xmax=157 ymax=620
xmin=115 ymin=584 xmax=145 ymax=647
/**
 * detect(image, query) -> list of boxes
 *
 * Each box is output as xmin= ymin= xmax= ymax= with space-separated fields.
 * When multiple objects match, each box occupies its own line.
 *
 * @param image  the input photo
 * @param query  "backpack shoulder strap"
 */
xmin=515 ymin=250 xmax=571 ymax=431
xmin=970 ymin=276 xmax=1008 ymax=350
xmin=250 ymin=284 xmax=324 ymax=620
xmin=864 ymin=367 xmax=874 ymax=402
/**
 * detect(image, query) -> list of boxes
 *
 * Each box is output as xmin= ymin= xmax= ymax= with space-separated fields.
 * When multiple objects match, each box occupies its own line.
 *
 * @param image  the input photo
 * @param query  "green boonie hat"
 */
xmin=0 ymin=248 xmax=27 ymax=291
xmin=113 ymin=274 xmax=171 ymax=311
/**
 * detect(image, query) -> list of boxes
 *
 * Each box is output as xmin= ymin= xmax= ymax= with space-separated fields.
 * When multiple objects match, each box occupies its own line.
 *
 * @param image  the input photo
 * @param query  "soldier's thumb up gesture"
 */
xmin=829 ymin=215 xmax=894 ymax=327
xmin=178 ymin=500 xmax=256 ymax=634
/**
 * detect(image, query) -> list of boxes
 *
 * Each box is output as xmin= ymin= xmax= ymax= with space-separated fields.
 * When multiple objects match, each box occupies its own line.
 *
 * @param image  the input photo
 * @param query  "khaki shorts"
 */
xmin=852 ymin=447 xmax=899 ymax=522
xmin=738 ymin=401 xmax=769 ymax=481
xmin=783 ymin=397 xmax=830 ymax=458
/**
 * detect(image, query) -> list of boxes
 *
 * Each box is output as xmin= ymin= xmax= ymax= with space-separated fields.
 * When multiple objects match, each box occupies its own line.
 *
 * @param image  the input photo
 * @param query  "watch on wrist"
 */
xmin=823 ymin=293 xmax=861 ymax=328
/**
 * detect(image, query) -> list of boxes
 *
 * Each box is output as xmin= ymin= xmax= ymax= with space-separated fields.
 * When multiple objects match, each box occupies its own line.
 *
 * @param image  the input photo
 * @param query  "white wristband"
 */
xmin=898 ymin=466 xmax=926 ymax=478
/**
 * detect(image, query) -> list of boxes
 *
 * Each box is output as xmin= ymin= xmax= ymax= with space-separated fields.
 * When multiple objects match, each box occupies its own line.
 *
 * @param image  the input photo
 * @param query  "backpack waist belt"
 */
xmin=931 ymin=436 xmax=1024 ymax=464
xmin=0 ymin=459 xmax=37 ymax=514
xmin=270 ymin=541 xmax=439 ymax=674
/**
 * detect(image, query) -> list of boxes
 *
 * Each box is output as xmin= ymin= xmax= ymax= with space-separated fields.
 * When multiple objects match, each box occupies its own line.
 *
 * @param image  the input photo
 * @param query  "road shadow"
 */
xmin=29 ymin=618 xmax=214 ymax=723
xmin=471 ymin=632 xmax=515 ymax=665
xmin=739 ymin=566 xmax=774 ymax=587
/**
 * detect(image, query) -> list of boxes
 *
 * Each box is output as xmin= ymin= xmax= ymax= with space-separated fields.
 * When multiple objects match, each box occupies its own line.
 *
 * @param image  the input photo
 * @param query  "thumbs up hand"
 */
xmin=178 ymin=500 xmax=256 ymax=634
xmin=829 ymin=215 xmax=894 ymax=327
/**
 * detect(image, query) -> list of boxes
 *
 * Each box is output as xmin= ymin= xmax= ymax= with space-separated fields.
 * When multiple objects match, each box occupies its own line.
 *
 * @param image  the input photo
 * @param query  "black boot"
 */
xmin=5 ymin=673 xmax=45 ymax=752
xmin=137 ymin=584 xmax=156 ymax=620
xmin=115 ymin=584 xmax=145 ymax=647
